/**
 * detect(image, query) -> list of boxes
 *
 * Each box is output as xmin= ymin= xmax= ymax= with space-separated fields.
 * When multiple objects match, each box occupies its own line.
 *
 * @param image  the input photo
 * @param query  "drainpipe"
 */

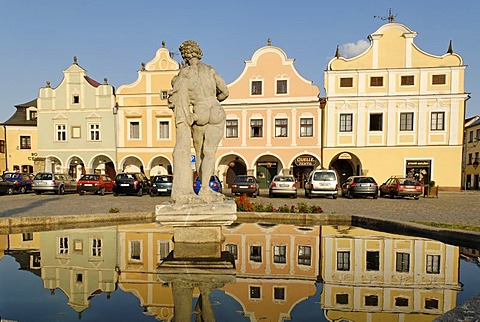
xmin=3 ymin=124 xmax=8 ymax=172
xmin=319 ymin=96 xmax=327 ymax=169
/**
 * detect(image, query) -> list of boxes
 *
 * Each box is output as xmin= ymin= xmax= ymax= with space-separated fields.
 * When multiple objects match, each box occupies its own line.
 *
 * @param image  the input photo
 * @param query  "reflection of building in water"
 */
xmin=321 ymin=226 xmax=461 ymax=321
xmin=460 ymin=247 xmax=480 ymax=263
xmin=222 ymin=223 xmax=320 ymax=320
xmin=40 ymin=227 xmax=118 ymax=317
xmin=117 ymin=223 xmax=176 ymax=320
xmin=1 ymin=231 xmax=41 ymax=275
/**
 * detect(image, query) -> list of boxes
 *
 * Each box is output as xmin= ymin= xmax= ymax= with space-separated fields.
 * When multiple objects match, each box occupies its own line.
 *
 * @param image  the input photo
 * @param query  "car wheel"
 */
xmin=19 ymin=186 xmax=26 ymax=194
xmin=347 ymin=190 xmax=353 ymax=199
xmin=291 ymin=193 xmax=297 ymax=199
xmin=6 ymin=187 xmax=14 ymax=195
xmin=373 ymin=193 xmax=378 ymax=199
xmin=379 ymin=190 xmax=385 ymax=197
xmin=79 ymin=191 xmax=85 ymax=196
xmin=390 ymin=190 xmax=395 ymax=199
xmin=113 ymin=192 xmax=118 ymax=197
xmin=150 ymin=191 xmax=156 ymax=197
xmin=59 ymin=186 xmax=65 ymax=195
xmin=137 ymin=189 xmax=143 ymax=197
xmin=35 ymin=191 xmax=41 ymax=195
xmin=308 ymin=189 xmax=313 ymax=199
xmin=268 ymin=190 xmax=273 ymax=198
xmin=332 ymin=194 xmax=338 ymax=199
xmin=99 ymin=188 xmax=105 ymax=196
xmin=414 ymin=196 xmax=419 ymax=200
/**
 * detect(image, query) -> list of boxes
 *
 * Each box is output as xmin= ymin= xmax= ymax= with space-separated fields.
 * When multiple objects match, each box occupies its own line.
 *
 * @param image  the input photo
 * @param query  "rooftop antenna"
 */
xmin=374 ymin=8 xmax=397 ymax=23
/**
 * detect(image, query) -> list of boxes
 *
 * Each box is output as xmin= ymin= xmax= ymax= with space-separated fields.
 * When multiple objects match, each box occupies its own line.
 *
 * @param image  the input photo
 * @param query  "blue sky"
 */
xmin=0 ymin=0 xmax=479 ymax=122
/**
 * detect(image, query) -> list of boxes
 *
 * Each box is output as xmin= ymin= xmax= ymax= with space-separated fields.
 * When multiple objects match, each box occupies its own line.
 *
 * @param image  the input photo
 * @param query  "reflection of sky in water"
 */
xmin=458 ymin=258 xmax=480 ymax=304
xmin=0 ymin=255 xmax=156 ymax=322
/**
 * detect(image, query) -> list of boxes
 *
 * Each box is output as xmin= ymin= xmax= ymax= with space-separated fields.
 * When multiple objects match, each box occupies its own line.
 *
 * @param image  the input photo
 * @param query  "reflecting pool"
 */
xmin=0 ymin=222 xmax=479 ymax=321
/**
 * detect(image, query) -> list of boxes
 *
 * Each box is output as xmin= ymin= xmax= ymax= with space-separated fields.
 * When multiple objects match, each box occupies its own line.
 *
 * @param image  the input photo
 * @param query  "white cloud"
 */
xmin=340 ymin=39 xmax=370 ymax=58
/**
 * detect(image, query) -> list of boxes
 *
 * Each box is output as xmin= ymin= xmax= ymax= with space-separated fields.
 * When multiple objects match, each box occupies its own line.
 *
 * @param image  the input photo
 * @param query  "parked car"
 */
xmin=150 ymin=174 xmax=173 ymax=196
xmin=113 ymin=172 xmax=150 ymax=197
xmin=77 ymin=174 xmax=115 ymax=195
xmin=379 ymin=176 xmax=423 ymax=200
xmin=3 ymin=172 xmax=32 ymax=194
xmin=32 ymin=172 xmax=77 ymax=195
xmin=193 ymin=175 xmax=223 ymax=194
xmin=304 ymin=169 xmax=339 ymax=199
xmin=231 ymin=175 xmax=260 ymax=197
xmin=268 ymin=175 xmax=297 ymax=198
xmin=341 ymin=176 xmax=378 ymax=199
xmin=0 ymin=175 xmax=15 ymax=195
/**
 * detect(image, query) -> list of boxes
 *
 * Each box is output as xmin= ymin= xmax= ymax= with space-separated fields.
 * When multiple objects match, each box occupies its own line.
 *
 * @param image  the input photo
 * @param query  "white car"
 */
xmin=304 ymin=170 xmax=339 ymax=199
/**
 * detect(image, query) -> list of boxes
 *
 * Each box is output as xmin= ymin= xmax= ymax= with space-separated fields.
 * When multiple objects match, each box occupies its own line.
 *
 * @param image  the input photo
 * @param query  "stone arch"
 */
xmin=148 ymin=155 xmax=173 ymax=177
xmin=329 ymin=152 xmax=363 ymax=185
xmin=66 ymin=155 xmax=86 ymax=180
xmin=89 ymin=154 xmax=116 ymax=180
xmin=217 ymin=153 xmax=248 ymax=187
xmin=119 ymin=155 xmax=145 ymax=174
xmin=252 ymin=153 xmax=285 ymax=189
xmin=45 ymin=155 xmax=62 ymax=173
xmin=288 ymin=153 xmax=321 ymax=188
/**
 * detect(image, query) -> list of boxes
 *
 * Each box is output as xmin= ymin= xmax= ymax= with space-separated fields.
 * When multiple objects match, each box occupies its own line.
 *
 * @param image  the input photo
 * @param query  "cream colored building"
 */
xmin=464 ymin=115 xmax=480 ymax=189
xmin=116 ymin=43 xmax=179 ymax=177
xmin=37 ymin=57 xmax=117 ymax=179
xmin=221 ymin=40 xmax=321 ymax=188
xmin=324 ymin=20 xmax=468 ymax=189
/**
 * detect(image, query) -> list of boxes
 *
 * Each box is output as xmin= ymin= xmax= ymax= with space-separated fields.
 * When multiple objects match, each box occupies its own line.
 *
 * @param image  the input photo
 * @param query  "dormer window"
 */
xmin=73 ymin=95 xmax=80 ymax=104
xmin=251 ymin=81 xmax=263 ymax=95
xmin=276 ymin=80 xmax=288 ymax=94
xmin=29 ymin=110 xmax=37 ymax=120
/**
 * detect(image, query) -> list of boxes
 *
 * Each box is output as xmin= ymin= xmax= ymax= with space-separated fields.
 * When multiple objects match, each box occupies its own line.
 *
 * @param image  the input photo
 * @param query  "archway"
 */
xmin=46 ymin=156 xmax=62 ymax=173
xmin=329 ymin=152 xmax=362 ymax=185
xmin=149 ymin=156 xmax=173 ymax=177
xmin=120 ymin=156 xmax=144 ymax=174
xmin=218 ymin=154 xmax=247 ymax=187
xmin=91 ymin=155 xmax=116 ymax=180
xmin=290 ymin=154 xmax=321 ymax=188
xmin=67 ymin=156 xmax=85 ymax=180
xmin=255 ymin=155 xmax=284 ymax=189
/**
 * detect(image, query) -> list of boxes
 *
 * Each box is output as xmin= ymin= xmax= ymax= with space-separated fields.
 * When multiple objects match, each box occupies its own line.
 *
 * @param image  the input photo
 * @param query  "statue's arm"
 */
xmin=214 ymin=71 xmax=229 ymax=102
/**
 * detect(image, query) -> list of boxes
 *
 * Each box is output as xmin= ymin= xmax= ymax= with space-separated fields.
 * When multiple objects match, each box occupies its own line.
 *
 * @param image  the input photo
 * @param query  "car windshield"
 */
xmin=274 ymin=176 xmax=294 ymax=182
xmin=313 ymin=172 xmax=336 ymax=181
xmin=34 ymin=173 xmax=52 ymax=180
xmin=80 ymin=175 xmax=99 ymax=181
xmin=234 ymin=176 xmax=255 ymax=183
xmin=354 ymin=177 xmax=375 ymax=183
xmin=154 ymin=176 xmax=173 ymax=183
xmin=117 ymin=174 xmax=136 ymax=180
xmin=399 ymin=178 xmax=420 ymax=185
xmin=3 ymin=173 xmax=20 ymax=179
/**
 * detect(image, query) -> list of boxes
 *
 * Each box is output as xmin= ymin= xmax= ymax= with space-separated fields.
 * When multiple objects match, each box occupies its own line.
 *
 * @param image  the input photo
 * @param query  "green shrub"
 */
xmin=109 ymin=207 xmax=120 ymax=213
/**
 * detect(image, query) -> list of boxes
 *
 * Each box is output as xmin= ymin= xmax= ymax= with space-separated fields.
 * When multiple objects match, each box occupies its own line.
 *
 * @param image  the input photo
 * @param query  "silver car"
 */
xmin=33 ymin=172 xmax=77 ymax=195
xmin=268 ymin=175 xmax=297 ymax=198
xmin=304 ymin=169 xmax=339 ymax=199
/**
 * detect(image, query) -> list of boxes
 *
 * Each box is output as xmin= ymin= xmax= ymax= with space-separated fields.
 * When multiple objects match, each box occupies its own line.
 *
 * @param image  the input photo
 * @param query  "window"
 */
xmin=337 ymin=251 xmax=350 ymax=271
xmin=20 ymin=136 xmax=31 ymax=149
xmin=89 ymin=123 xmax=100 ymax=141
xmin=158 ymin=241 xmax=170 ymax=261
xmin=274 ymin=287 xmax=285 ymax=300
xmin=276 ymin=80 xmax=287 ymax=94
xmin=130 ymin=240 xmax=141 ymax=261
xmin=56 ymin=124 xmax=67 ymax=141
xmin=395 ymin=297 xmax=409 ymax=307
xmin=336 ymin=294 xmax=349 ymax=305
xmin=76 ymin=274 xmax=83 ymax=283
xmin=0 ymin=140 xmax=4 ymax=153
xmin=369 ymin=114 xmax=383 ymax=131
xmin=250 ymin=119 xmax=263 ymax=137
xmin=226 ymin=244 xmax=238 ymax=260
xmin=365 ymin=295 xmax=379 ymax=306
xmin=275 ymin=119 xmax=288 ymax=137
xmin=426 ymin=254 xmax=441 ymax=274
xmin=300 ymin=118 xmax=313 ymax=137
xmin=250 ymin=286 xmax=261 ymax=299
xmin=425 ymin=298 xmax=439 ymax=309
xmin=431 ymin=112 xmax=445 ymax=131
xmin=160 ymin=91 xmax=168 ymax=100
xmin=91 ymin=238 xmax=102 ymax=257
xmin=298 ymin=245 xmax=311 ymax=265
xmin=366 ymin=251 xmax=380 ymax=271
xmin=250 ymin=245 xmax=262 ymax=262
xmin=432 ymin=74 xmax=446 ymax=85
xmin=396 ymin=252 xmax=410 ymax=273
xmin=158 ymin=120 xmax=169 ymax=139
xmin=251 ymin=80 xmax=262 ymax=95
xmin=226 ymin=119 xmax=238 ymax=138
xmin=340 ymin=114 xmax=353 ymax=132
xmin=370 ymin=76 xmax=383 ymax=87
xmin=476 ymin=129 xmax=480 ymax=140
xmin=340 ymin=77 xmax=353 ymax=87
xmin=469 ymin=130 xmax=474 ymax=142
xmin=273 ymin=245 xmax=286 ymax=263
xmin=22 ymin=232 xmax=33 ymax=241
xmin=468 ymin=153 xmax=473 ymax=165
xmin=73 ymin=95 xmax=80 ymax=104
xmin=129 ymin=121 xmax=140 ymax=139
xmin=401 ymin=75 xmax=414 ymax=86
xmin=29 ymin=110 xmax=37 ymax=120
xmin=400 ymin=113 xmax=414 ymax=131
xmin=59 ymin=237 xmax=69 ymax=254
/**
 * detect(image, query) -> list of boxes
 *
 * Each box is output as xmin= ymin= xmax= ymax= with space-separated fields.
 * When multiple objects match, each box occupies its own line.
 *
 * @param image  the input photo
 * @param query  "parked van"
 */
xmin=304 ymin=169 xmax=339 ymax=199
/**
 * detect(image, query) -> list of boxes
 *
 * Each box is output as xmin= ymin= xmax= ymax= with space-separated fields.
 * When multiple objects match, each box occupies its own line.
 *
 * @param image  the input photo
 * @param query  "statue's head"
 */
xmin=179 ymin=40 xmax=203 ymax=61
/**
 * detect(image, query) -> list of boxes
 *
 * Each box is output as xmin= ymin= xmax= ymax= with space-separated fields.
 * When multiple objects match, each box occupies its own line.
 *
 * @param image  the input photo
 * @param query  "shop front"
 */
xmin=405 ymin=160 xmax=431 ymax=185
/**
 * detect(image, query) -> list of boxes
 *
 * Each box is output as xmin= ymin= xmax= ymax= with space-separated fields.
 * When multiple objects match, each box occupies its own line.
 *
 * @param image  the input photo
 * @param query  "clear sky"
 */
xmin=0 ymin=0 xmax=478 ymax=122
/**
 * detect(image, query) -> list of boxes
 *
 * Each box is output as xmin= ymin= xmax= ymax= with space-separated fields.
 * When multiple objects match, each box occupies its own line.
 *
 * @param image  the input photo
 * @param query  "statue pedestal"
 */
xmin=155 ymin=199 xmax=237 ymax=259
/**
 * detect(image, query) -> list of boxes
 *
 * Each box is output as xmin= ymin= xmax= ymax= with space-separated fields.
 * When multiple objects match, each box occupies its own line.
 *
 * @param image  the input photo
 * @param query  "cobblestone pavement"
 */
xmin=1 ymin=189 xmax=480 ymax=227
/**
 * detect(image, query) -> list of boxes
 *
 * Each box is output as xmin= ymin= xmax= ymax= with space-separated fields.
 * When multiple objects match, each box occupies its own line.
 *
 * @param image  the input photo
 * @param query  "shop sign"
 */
xmin=406 ymin=160 xmax=431 ymax=167
xmin=338 ymin=153 xmax=352 ymax=160
xmin=295 ymin=156 xmax=315 ymax=166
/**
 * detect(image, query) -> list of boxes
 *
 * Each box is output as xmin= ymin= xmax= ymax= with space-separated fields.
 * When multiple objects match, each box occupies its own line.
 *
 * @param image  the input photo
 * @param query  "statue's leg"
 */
xmin=172 ymin=122 xmax=195 ymax=200
xmin=198 ymin=122 xmax=224 ymax=195
xmin=192 ymin=125 xmax=206 ymax=178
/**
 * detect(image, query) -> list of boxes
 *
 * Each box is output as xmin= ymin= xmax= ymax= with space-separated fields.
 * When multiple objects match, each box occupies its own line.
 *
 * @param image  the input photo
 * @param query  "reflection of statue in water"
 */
xmin=168 ymin=40 xmax=229 ymax=203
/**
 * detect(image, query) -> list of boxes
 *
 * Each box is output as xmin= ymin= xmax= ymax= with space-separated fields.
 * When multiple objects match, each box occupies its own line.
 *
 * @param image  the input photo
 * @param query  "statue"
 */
xmin=168 ymin=40 xmax=229 ymax=203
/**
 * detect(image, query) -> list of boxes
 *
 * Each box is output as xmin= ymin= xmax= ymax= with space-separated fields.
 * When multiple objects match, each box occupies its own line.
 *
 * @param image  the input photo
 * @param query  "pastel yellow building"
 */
xmin=463 ymin=115 xmax=480 ymax=189
xmin=116 ymin=42 xmax=179 ymax=177
xmin=221 ymin=40 xmax=321 ymax=188
xmin=324 ymin=20 xmax=468 ymax=189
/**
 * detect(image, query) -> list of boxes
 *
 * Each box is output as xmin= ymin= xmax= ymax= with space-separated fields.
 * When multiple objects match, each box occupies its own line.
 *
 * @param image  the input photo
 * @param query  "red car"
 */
xmin=77 ymin=174 xmax=115 ymax=195
xmin=379 ymin=176 xmax=423 ymax=200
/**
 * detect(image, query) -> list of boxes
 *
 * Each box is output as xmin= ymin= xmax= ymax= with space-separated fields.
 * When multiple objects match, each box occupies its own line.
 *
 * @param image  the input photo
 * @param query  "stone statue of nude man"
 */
xmin=167 ymin=40 xmax=229 ymax=203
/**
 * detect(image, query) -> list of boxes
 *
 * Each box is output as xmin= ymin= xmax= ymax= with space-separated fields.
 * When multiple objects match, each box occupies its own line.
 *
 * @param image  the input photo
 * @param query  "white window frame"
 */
xmin=129 ymin=240 xmax=142 ymax=261
xmin=300 ymin=117 xmax=314 ymax=137
xmin=339 ymin=114 xmax=353 ymax=132
xmin=58 ymin=236 xmax=69 ymax=255
xmin=157 ymin=240 xmax=170 ymax=262
xmin=157 ymin=119 xmax=170 ymax=140
xmin=226 ymin=119 xmax=239 ymax=138
xmin=369 ymin=113 xmax=383 ymax=132
xmin=55 ymin=123 xmax=67 ymax=142
xmin=400 ymin=112 xmax=414 ymax=131
xmin=250 ymin=79 xmax=264 ymax=96
xmin=275 ymin=78 xmax=289 ymax=95
xmin=91 ymin=238 xmax=102 ymax=258
xmin=250 ymin=118 xmax=264 ymax=138
xmin=430 ymin=112 xmax=445 ymax=131
xmin=274 ymin=118 xmax=288 ymax=138
xmin=128 ymin=119 xmax=141 ymax=140
xmin=88 ymin=123 xmax=101 ymax=141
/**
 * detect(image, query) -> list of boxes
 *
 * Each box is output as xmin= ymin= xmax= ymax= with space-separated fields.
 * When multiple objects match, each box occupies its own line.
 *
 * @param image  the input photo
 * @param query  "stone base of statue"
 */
xmin=155 ymin=198 xmax=237 ymax=259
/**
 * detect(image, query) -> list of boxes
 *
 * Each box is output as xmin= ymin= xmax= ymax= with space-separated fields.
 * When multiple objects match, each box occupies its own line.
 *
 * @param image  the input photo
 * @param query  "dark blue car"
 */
xmin=193 ymin=175 xmax=223 ymax=194
xmin=3 ymin=172 xmax=32 ymax=194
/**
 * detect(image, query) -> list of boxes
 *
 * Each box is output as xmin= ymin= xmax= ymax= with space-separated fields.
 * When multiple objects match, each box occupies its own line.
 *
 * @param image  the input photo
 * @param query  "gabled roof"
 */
xmin=84 ymin=76 xmax=101 ymax=88
xmin=466 ymin=117 xmax=480 ymax=128
xmin=2 ymin=99 xmax=37 ymax=126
